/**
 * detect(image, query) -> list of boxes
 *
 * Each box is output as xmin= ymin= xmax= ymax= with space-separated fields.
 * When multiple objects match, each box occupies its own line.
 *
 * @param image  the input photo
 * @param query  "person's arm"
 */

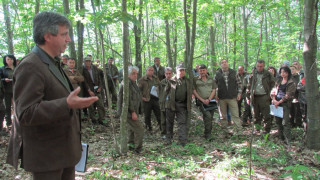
xmin=236 ymin=73 xmax=242 ymax=100
xmin=14 ymin=62 xmax=97 ymax=127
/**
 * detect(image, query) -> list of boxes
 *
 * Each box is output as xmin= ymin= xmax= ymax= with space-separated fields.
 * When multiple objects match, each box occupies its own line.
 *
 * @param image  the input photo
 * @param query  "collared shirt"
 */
xmin=85 ymin=66 xmax=94 ymax=83
xmin=193 ymin=75 xmax=217 ymax=99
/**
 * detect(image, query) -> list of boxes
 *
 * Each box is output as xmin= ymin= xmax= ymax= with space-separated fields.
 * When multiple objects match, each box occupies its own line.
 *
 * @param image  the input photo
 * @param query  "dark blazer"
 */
xmin=7 ymin=46 xmax=81 ymax=172
xmin=82 ymin=65 xmax=103 ymax=95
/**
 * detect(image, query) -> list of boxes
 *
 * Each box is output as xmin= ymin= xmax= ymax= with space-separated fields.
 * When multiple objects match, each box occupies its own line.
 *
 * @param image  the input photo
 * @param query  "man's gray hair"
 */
xmin=128 ymin=66 xmax=139 ymax=75
xmin=33 ymin=11 xmax=71 ymax=45
xmin=165 ymin=67 xmax=172 ymax=72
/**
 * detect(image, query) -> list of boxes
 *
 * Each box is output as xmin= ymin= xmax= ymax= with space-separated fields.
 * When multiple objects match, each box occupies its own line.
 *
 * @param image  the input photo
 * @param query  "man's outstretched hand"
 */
xmin=67 ymin=87 xmax=98 ymax=109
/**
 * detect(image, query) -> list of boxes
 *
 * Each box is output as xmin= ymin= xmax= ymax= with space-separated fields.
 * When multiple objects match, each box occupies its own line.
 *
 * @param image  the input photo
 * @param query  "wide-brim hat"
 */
xmin=84 ymin=56 xmax=92 ymax=61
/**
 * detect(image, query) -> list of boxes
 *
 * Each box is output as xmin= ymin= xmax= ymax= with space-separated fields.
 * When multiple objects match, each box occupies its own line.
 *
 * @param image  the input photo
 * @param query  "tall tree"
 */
xmin=120 ymin=0 xmax=129 ymax=154
xmin=63 ymin=0 xmax=77 ymax=59
xmin=76 ymin=0 xmax=85 ymax=70
xmin=303 ymin=0 xmax=320 ymax=150
xmin=2 ymin=0 xmax=14 ymax=54
xmin=133 ymin=0 xmax=143 ymax=78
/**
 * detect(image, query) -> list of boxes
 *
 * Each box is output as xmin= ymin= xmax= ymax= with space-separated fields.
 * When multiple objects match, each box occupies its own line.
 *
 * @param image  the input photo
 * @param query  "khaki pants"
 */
xmin=127 ymin=116 xmax=144 ymax=152
xmin=219 ymin=98 xmax=242 ymax=130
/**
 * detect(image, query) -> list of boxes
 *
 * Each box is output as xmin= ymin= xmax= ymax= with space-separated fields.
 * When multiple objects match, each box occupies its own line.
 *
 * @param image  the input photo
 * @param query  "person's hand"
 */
xmin=5 ymin=78 xmax=11 ymax=82
xmin=237 ymin=94 xmax=241 ymax=101
xmin=67 ymin=87 xmax=98 ymax=109
xmin=246 ymin=97 xmax=250 ymax=106
xmin=88 ymin=90 xmax=95 ymax=97
xmin=97 ymin=87 xmax=101 ymax=93
xmin=215 ymin=96 xmax=219 ymax=102
xmin=142 ymin=97 xmax=148 ymax=102
xmin=132 ymin=112 xmax=138 ymax=120
xmin=202 ymin=99 xmax=209 ymax=105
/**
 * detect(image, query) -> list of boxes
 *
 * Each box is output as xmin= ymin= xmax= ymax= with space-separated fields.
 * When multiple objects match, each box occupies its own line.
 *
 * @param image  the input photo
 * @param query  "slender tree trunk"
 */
xmin=120 ymin=0 xmax=129 ymax=154
xmin=2 ymin=0 xmax=14 ymax=54
xmin=233 ymin=7 xmax=236 ymax=69
xmin=183 ymin=0 xmax=191 ymax=66
xmin=76 ymin=0 xmax=85 ymax=70
xmin=264 ymin=8 xmax=269 ymax=65
xmin=173 ymin=22 xmax=178 ymax=68
xmin=63 ymin=0 xmax=77 ymax=59
xmin=303 ymin=0 xmax=320 ymax=150
xmin=242 ymin=5 xmax=248 ymax=70
xmin=165 ymin=19 xmax=173 ymax=68
xmin=133 ymin=0 xmax=143 ymax=78
xmin=35 ymin=0 xmax=40 ymax=14
xmin=209 ymin=16 xmax=217 ymax=74
xmin=90 ymin=0 xmax=100 ymax=60
xmin=257 ymin=13 xmax=263 ymax=61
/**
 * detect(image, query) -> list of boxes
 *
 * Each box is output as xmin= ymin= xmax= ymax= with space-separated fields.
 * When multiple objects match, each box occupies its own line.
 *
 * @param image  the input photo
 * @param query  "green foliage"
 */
xmin=280 ymin=164 xmax=313 ymax=180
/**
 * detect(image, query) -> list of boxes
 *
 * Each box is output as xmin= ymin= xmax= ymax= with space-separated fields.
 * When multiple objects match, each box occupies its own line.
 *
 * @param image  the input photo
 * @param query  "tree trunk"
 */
xmin=133 ymin=0 xmax=143 ymax=78
xmin=233 ymin=7 xmax=236 ymax=70
xmin=183 ymin=0 xmax=191 ymax=66
xmin=90 ymin=0 xmax=101 ymax=60
xmin=63 ymin=0 xmax=77 ymax=59
xmin=256 ymin=12 xmax=263 ymax=61
xmin=264 ymin=8 xmax=269 ymax=65
xmin=165 ymin=19 xmax=173 ymax=68
xmin=2 ymin=0 xmax=14 ymax=54
xmin=303 ymin=0 xmax=320 ymax=150
xmin=209 ymin=17 xmax=217 ymax=74
xmin=242 ymin=5 xmax=248 ymax=70
xmin=35 ymin=0 xmax=40 ymax=14
xmin=76 ymin=0 xmax=85 ymax=70
xmin=120 ymin=0 xmax=129 ymax=154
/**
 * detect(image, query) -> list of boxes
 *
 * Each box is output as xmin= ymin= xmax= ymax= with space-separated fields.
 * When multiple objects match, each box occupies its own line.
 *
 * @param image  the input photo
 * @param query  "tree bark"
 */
xmin=90 ymin=0 xmax=101 ymax=60
xmin=35 ymin=0 xmax=40 ymax=14
xmin=2 ymin=0 xmax=14 ymax=54
xmin=233 ymin=7 xmax=236 ymax=70
xmin=120 ymin=0 xmax=129 ymax=154
xmin=209 ymin=21 xmax=217 ymax=74
xmin=76 ymin=0 xmax=85 ymax=70
xmin=303 ymin=0 xmax=320 ymax=150
xmin=165 ymin=19 xmax=173 ymax=68
xmin=242 ymin=5 xmax=249 ymax=70
xmin=133 ymin=0 xmax=143 ymax=78
xmin=63 ymin=0 xmax=77 ymax=59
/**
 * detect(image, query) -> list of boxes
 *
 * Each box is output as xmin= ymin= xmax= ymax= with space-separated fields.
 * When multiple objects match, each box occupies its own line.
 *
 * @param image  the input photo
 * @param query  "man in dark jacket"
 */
xmin=153 ymin=57 xmax=166 ymax=81
xmin=7 ymin=11 xmax=98 ymax=179
xmin=82 ymin=56 xmax=106 ymax=125
xmin=215 ymin=59 xmax=243 ymax=132
xmin=138 ymin=66 xmax=161 ymax=132
xmin=247 ymin=59 xmax=275 ymax=133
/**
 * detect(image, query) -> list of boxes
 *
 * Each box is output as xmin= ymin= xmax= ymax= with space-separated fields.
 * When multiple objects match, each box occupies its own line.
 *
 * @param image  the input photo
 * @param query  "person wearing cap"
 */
xmin=158 ymin=67 xmax=173 ymax=139
xmin=138 ymin=66 xmax=161 ymax=132
xmin=193 ymin=64 xmax=217 ymax=140
xmin=7 ymin=11 xmax=98 ymax=179
xmin=247 ymin=59 xmax=275 ymax=133
xmin=215 ymin=59 xmax=243 ymax=133
xmin=60 ymin=54 xmax=69 ymax=69
xmin=105 ymin=57 xmax=119 ymax=105
xmin=64 ymin=57 xmax=84 ymax=90
xmin=82 ymin=56 xmax=106 ymax=125
xmin=153 ymin=57 xmax=166 ymax=81
xmin=165 ymin=63 xmax=192 ymax=146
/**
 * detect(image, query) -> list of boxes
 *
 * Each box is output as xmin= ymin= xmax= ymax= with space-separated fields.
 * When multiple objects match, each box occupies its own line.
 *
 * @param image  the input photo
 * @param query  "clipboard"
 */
xmin=75 ymin=143 xmax=89 ymax=172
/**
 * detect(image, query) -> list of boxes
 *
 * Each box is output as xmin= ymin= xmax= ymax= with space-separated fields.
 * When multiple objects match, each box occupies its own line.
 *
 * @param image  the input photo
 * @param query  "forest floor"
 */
xmin=1 ymin=103 xmax=320 ymax=180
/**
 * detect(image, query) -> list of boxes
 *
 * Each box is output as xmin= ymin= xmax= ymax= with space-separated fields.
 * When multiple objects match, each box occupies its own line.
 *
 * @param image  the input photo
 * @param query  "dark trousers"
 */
xmin=166 ymin=102 xmax=188 ymax=143
xmin=290 ymin=102 xmax=302 ymax=127
xmin=4 ymin=92 xmax=12 ymax=125
xmin=32 ymin=167 xmax=75 ymax=180
xmin=143 ymin=97 xmax=161 ymax=131
xmin=160 ymin=110 xmax=166 ymax=135
xmin=88 ymin=93 xmax=105 ymax=122
xmin=199 ymin=105 xmax=214 ymax=139
xmin=242 ymin=98 xmax=252 ymax=123
xmin=253 ymin=95 xmax=272 ymax=132
xmin=0 ymin=95 xmax=5 ymax=130
xmin=275 ymin=104 xmax=291 ymax=142
xmin=237 ymin=98 xmax=243 ymax=117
